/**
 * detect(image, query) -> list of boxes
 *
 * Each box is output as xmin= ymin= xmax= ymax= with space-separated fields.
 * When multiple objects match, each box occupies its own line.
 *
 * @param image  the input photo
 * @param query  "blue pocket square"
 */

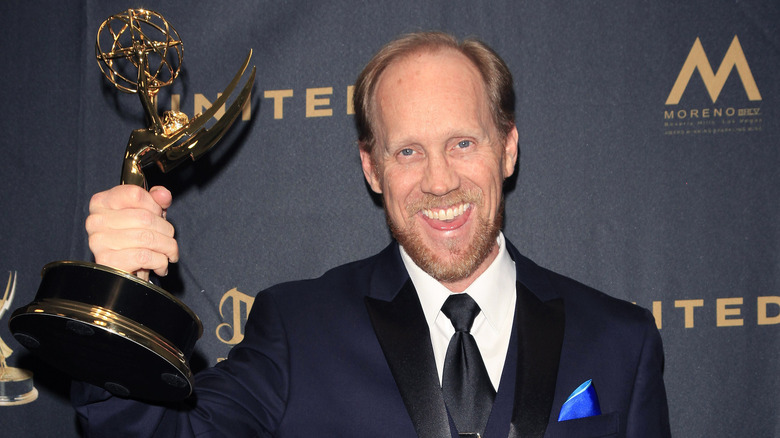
xmin=558 ymin=379 xmax=601 ymax=421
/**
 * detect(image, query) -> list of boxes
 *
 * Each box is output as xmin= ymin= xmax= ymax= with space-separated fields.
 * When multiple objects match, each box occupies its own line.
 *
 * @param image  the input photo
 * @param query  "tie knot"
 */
xmin=441 ymin=293 xmax=481 ymax=332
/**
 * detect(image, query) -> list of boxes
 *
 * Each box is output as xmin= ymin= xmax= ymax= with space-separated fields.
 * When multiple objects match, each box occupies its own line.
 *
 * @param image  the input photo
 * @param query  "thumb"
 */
xmin=148 ymin=185 xmax=173 ymax=211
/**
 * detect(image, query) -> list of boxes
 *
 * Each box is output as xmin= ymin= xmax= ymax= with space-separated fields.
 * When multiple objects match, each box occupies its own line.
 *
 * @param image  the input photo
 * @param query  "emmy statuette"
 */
xmin=0 ymin=272 xmax=38 ymax=406
xmin=9 ymin=9 xmax=255 ymax=402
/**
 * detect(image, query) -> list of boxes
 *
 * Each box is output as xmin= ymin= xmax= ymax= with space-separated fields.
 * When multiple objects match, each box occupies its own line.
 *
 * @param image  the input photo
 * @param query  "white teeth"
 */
xmin=423 ymin=203 xmax=467 ymax=220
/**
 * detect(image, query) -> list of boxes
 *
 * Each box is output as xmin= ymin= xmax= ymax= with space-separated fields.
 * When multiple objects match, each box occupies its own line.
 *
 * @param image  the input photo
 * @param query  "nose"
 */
xmin=420 ymin=151 xmax=460 ymax=196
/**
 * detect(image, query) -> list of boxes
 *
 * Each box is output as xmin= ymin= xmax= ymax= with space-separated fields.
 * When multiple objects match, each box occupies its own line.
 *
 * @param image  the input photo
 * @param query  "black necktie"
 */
xmin=441 ymin=293 xmax=496 ymax=437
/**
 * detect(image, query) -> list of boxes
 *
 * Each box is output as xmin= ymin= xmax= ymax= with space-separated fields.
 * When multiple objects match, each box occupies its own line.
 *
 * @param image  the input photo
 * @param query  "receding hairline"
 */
xmin=354 ymin=32 xmax=516 ymax=156
xmin=370 ymin=47 xmax=493 ymax=144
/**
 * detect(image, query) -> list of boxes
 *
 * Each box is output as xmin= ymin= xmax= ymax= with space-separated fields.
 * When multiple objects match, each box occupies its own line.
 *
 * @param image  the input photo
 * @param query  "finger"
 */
xmin=148 ymin=185 xmax=173 ymax=210
xmin=95 ymin=248 xmax=173 ymax=278
xmin=86 ymin=207 xmax=175 ymax=238
xmin=89 ymin=185 xmax=165 ymax=216
xmin=135 ymin=269 xmax=151 ymax=282
xmin=89 ymin=228 xmax=179 ymax=265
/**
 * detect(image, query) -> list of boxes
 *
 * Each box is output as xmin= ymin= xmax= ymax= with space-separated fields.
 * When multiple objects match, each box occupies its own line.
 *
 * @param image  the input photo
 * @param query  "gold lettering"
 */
xmin=171 ymin=94 xmax=181 ymax=112
xmin=674 ymin=299 xmax=704 ymax=328
xmin=652 ymin=301 xmax=662 ymax=329
xmin=173 ymin=93 xmax=251 ymax=122
xmin=758 ymin=296 xmax=780 ymax=325
xmin=346 ymin=85 xmax=355 ymax=115
xmin=716 ymin=297 xmax=743 ymax=327
xmin=189 ymin=93 xmax=252 ymax=120
xmin=666 ymin=36 xmax=762 ymax=105
xmin=216 ymin=287 xmax=255 ymax=345
xmin=306 ymin=87 xmax=334 ymax=117
xmin=194 ymin=93 xmax=226 ymax=120
xmin=264 ymin=89 xmax=294 ymax=119
xmin=241 ymin=92 xmax=252 ymax=120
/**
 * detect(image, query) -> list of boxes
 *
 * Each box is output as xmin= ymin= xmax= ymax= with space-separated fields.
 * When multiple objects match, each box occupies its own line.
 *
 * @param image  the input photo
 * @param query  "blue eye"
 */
xmin=456 ymin=140 xmax=472 ymax=149
xmin=399 ymin=148 xmax=414 ymax=156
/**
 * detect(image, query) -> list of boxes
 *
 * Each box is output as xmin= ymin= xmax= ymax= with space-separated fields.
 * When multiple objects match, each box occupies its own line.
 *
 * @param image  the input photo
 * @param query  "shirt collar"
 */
xmin=400 ymin=232 xmax=516 ymax=332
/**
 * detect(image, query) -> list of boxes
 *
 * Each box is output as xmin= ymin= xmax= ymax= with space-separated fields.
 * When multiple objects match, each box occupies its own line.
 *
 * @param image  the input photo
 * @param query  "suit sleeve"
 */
xmin=625 ymin=310 xmax=671 ymax=438
xmin=72 ymin=292 xmax=290 ymax=437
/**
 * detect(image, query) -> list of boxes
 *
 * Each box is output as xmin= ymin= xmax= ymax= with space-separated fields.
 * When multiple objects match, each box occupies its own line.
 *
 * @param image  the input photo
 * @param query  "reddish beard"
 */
xmin=387 ymin=189 xmax=504 ymax=283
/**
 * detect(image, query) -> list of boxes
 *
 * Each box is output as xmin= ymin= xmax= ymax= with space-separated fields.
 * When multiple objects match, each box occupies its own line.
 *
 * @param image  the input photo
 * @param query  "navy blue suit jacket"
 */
xmin=73 ymin=240 xmax=670 ymax=437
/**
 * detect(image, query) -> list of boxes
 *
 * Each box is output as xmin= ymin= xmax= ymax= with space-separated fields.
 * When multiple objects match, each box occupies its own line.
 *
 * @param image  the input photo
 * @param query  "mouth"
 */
xmin=421 ymin=203 xmax=471 ymax=222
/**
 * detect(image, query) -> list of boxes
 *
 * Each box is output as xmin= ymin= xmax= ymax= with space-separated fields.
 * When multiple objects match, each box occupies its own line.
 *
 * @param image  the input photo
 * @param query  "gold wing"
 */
xmin=0 ymin=272 xmax=16 ymax=360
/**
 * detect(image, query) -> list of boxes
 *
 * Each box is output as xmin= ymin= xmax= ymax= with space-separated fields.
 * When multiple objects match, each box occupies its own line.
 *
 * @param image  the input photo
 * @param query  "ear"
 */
xmin=502 ymin=124 xmax=519 ymax=178
xmin=359 ymin=147 xmax=383 ymax=194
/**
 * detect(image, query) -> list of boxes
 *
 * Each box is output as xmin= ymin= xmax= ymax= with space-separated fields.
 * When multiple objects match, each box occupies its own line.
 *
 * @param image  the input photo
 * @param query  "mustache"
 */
xmin=405 ymin=188 xmax=483 ymax=216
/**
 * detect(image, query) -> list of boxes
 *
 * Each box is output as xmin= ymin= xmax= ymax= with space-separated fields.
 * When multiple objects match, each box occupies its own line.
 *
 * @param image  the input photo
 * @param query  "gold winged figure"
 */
xmin=1 ymin=272 xmax=17 ymax=378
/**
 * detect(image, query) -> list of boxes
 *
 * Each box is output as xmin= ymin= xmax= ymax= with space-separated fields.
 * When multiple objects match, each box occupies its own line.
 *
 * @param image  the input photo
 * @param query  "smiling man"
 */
xmin=74 ymin=32 xmax=670 ymax=437
xmin=360 ymin=47 xmax=517 ymax=291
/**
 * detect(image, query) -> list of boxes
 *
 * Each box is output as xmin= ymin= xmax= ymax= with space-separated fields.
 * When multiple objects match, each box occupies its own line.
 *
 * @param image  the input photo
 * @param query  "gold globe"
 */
xmin=95 ymin=9 xmax=183 ymax=95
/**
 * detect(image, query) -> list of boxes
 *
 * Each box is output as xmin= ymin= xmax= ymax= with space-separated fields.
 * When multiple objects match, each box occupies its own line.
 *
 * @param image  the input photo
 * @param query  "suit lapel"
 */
xmin=365 ymin=278 xmax=451 ymax=438
xmin=506 ymin=282 xmax=565 ymax=438
xmin=502 ymin=239 xmax=566 ymax=438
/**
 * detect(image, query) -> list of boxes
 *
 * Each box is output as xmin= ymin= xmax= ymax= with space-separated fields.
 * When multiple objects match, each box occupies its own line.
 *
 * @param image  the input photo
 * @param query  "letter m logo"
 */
xmin=666 ymin=36 xmax=762 ymax=105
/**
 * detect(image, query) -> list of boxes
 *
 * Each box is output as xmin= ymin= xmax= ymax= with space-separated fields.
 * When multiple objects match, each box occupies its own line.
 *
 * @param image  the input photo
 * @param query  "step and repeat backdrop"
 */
xmin=1 ymin=0 xmax=777 ymax=436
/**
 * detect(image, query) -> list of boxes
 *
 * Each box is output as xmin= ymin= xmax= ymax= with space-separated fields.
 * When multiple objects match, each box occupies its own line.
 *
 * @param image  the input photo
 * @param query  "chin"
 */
xmin=389 ymin=212 xmax=502 ymax=283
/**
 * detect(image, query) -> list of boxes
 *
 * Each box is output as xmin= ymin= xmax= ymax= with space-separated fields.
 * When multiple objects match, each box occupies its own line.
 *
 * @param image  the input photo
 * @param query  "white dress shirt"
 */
xmin=400 ymin=232 xmax=517 ymax=390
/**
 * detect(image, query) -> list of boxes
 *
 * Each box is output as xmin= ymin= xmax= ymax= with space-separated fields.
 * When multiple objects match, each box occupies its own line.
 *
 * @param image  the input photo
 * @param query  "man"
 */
xmin=75 ymin=32 xmax=670 ymax=437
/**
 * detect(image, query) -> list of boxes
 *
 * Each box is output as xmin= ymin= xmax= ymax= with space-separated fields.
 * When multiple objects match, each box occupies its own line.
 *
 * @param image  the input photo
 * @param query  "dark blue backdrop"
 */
xmin=1 ymin=1 xmax=778 ymax=436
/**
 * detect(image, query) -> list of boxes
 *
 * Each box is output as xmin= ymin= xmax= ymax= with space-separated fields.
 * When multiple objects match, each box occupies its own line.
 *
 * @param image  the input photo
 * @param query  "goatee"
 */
xmin=387 ymin=190 xmax=503 ymax=283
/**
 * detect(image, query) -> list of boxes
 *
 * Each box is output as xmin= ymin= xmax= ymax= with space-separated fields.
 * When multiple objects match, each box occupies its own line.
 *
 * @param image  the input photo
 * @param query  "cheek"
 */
xmin=383 ymin=167 xmax=417 ymax=198
xmin=463 ymin=160 xmax=502 ymax=188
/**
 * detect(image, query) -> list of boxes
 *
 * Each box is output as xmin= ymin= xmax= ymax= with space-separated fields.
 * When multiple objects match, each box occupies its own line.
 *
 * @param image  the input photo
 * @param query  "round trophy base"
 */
xmin=0 ymin=367 xmax=39 ymax=406
xmin=9 ymin=261 xmax=202 ymax=402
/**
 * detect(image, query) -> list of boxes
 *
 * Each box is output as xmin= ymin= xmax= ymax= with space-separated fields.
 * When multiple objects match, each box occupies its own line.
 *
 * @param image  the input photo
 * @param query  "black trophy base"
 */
xmin=9 ymin=261 xmax=202 ymax=402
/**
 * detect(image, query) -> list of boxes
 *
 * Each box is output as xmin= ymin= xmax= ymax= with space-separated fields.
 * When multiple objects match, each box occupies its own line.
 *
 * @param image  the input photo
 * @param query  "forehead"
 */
xmin=372 ymin=50 xmax=491 ymax=141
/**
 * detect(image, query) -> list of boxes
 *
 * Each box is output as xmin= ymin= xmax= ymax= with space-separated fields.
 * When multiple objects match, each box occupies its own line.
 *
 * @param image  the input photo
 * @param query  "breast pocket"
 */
xmin=544 ymin=412 xmax=620 ymax=438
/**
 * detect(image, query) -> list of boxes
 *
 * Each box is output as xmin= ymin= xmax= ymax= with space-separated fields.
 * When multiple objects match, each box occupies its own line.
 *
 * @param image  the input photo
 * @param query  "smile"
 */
xmin=421 ymin=203 xmax=470 ymax=221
